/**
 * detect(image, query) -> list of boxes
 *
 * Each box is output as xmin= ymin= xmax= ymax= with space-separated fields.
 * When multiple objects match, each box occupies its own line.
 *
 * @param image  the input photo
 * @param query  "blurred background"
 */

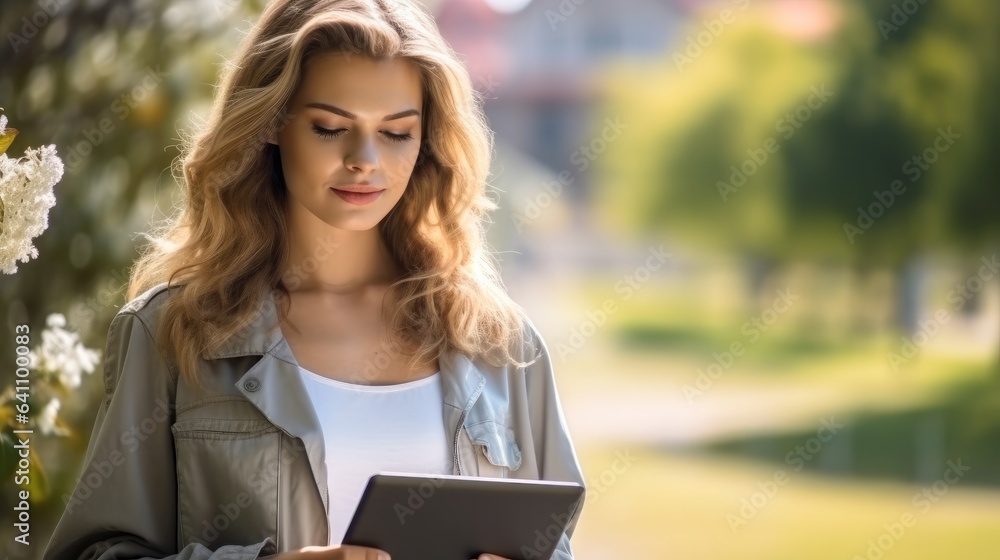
xmin=1 ymin=0 xmax=998 ymax=558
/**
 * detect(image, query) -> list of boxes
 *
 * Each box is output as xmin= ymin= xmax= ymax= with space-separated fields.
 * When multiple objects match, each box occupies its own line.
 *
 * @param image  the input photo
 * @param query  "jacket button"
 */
xmin=244 ymin=376 xmax=261 ymax=392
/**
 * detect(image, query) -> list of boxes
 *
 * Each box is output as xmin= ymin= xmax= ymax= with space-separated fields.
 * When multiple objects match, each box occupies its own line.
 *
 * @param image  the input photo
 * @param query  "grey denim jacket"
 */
xmin=42 ymin=282 xmax=586 ymax=560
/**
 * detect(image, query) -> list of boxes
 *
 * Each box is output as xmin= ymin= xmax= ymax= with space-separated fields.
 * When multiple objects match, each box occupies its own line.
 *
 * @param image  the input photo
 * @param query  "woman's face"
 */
xmin=272 ymin=51 xmax=424 ymax=231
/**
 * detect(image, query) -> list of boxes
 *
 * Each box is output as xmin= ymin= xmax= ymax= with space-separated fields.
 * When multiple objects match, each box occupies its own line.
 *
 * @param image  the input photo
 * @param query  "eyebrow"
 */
xmin=304 ymin=102 xmax=420 ymax=121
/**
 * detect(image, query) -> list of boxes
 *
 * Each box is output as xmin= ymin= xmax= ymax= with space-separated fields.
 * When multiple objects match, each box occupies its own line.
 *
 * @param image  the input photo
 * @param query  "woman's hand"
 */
xmin=268 ymin=544 xmax=391 ymax=559
xmin=268 ymin=545 xmax=513 ymax=560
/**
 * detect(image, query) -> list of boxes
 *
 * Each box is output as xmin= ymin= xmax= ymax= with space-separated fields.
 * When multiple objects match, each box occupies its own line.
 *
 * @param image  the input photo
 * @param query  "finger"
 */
xmin=334 ymin=545 xmax=390 ymax=560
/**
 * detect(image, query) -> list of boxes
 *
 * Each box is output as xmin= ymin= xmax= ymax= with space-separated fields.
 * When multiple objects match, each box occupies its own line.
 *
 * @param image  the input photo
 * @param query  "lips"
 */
xmin=330 ymin=186 xmax=385 ymax=206
xmin=333 ymin=183 xmax=383 ymax=193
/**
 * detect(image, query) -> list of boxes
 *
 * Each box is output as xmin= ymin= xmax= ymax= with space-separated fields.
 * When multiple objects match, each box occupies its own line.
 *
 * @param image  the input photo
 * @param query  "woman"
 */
xmin=42 ymin=0 xmax=586 ymax=559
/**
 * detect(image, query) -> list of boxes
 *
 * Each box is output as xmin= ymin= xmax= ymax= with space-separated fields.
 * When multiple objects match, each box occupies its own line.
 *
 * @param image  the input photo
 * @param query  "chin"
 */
xmin=321 ymin=213 xmax=387 ymax=232
xmin=291 ymin=192 xmax=398 ymax=232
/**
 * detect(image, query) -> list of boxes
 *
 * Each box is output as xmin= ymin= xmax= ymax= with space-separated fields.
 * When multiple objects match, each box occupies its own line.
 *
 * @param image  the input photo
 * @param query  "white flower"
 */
xmin=47 ymin=312 xmax=67 ymax=329
xmin=28 ymin=313 xmax=102 ymax=389
xmin=38 ymin=397 xmax=69 ymax=436
xmin=0 ymin=140 xmax=62 ymax=274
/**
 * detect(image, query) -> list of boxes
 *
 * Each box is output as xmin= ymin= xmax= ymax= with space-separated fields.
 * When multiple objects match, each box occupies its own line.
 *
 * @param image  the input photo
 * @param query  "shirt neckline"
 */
xmin=297 ymin=365 xmax=441 ymax=393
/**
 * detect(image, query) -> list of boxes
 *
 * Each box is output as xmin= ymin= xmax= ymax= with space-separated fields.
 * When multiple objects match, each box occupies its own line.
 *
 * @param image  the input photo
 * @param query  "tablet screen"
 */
xmin=342 ymin=472 xmax=584 ymax=560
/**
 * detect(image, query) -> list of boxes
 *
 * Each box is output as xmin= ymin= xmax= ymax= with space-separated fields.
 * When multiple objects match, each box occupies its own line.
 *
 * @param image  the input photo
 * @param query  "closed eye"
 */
xmin=311 ymin=124 xmax=344 ymax=139
xmin=384 ymin=131 xmax=414 ymax=143
xmin=312 ymin=124 xmax=413 ymax=143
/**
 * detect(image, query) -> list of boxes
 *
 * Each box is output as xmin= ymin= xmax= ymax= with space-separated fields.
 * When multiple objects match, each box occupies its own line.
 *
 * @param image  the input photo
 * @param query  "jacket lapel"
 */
xmin=439 ymin=350 xmax=486 ymax=475
xmin=209 ymin=287 xmax=490 ymax=499
xmin=206 ymin=289 xmax=331 ymax=520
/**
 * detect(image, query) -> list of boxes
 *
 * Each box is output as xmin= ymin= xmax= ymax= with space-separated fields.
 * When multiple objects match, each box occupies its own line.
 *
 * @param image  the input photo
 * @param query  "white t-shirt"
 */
xmin=297 ymin=365 xmax=453 ymax=545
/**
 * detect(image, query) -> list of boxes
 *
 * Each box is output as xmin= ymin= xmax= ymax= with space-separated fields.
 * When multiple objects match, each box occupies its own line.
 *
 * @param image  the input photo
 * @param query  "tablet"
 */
xmin=341 ymin=472 xmax=584 ymax=560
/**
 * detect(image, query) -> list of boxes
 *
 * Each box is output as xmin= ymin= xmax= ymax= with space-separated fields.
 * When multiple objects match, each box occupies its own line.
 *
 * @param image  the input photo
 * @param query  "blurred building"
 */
xmin=436 ymin=0 xmax=685 ymax=210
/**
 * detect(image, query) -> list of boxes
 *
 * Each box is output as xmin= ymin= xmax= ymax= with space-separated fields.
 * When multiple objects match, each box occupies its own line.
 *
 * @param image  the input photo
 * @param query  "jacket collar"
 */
xmin=202 ymin=286 xmax=486 ymax=412
xmin=207 ymin=287 xmax=489 ymax=526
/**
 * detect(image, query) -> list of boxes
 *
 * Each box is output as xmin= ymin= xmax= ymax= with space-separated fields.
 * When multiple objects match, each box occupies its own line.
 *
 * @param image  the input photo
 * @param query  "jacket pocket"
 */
xmin=465 ymin=420 xmax=522 ymax=476
xmin=171 ymin=416 xmax=281 ymax=550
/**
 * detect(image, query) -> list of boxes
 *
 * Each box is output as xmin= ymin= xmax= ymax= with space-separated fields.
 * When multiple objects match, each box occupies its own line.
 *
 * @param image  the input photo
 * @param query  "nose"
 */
xmin=344 ymin=132 xmax=378 ymax=174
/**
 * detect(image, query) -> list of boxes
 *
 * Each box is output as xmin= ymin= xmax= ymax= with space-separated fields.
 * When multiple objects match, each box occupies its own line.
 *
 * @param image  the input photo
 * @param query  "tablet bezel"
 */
xmin=341 ymin=471 xmax=585 ymax=560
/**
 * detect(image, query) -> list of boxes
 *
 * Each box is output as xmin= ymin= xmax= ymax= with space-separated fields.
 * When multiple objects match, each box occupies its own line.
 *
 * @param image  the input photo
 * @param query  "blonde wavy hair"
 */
xmin=128 ymin=0 xmax=535 ymax=388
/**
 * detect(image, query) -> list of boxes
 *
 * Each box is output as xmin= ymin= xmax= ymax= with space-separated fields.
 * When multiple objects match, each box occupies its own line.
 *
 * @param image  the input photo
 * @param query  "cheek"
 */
xmin=384 ymin=144 xmax=422 ymax=185
xmin=283 ymin=134 xmax=340 ymax=187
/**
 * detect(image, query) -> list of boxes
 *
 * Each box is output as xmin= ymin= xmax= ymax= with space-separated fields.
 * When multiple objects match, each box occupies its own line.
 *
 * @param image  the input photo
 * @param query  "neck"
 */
xmin=281 ymin=205 xmax=400 ymax=295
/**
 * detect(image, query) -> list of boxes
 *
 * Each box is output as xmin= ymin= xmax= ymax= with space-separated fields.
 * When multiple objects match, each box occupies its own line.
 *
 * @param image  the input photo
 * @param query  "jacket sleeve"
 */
xmin=521 ymin=315 xmax=587 ymax=560
xmin=42 ymin=311 xmax=276 ymax=560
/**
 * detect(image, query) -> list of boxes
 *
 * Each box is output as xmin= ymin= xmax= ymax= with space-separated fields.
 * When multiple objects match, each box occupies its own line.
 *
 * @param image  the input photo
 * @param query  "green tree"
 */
xmin=595 ymin=0 xmax=998 ymax=335
xmin=0 ymin=0 xmax=264 ymax=553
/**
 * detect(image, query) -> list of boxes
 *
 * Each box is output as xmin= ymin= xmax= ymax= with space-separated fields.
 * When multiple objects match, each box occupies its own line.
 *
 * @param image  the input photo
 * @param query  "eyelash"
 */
xmin=311 ymin=124 xmax=413 ymax=143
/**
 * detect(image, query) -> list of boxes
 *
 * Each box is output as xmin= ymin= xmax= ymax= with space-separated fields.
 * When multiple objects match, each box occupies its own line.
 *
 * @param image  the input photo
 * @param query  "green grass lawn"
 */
xmin=572 ymin=444 xmax=1000 ymax=560
xmin=556 ymin=269 xmax=1000 ymax=559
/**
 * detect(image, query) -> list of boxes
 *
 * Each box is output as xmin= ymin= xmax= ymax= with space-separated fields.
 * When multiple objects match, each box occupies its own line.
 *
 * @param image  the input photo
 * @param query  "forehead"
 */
xmin=294 ymin=51 xmax=423 ymax=112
